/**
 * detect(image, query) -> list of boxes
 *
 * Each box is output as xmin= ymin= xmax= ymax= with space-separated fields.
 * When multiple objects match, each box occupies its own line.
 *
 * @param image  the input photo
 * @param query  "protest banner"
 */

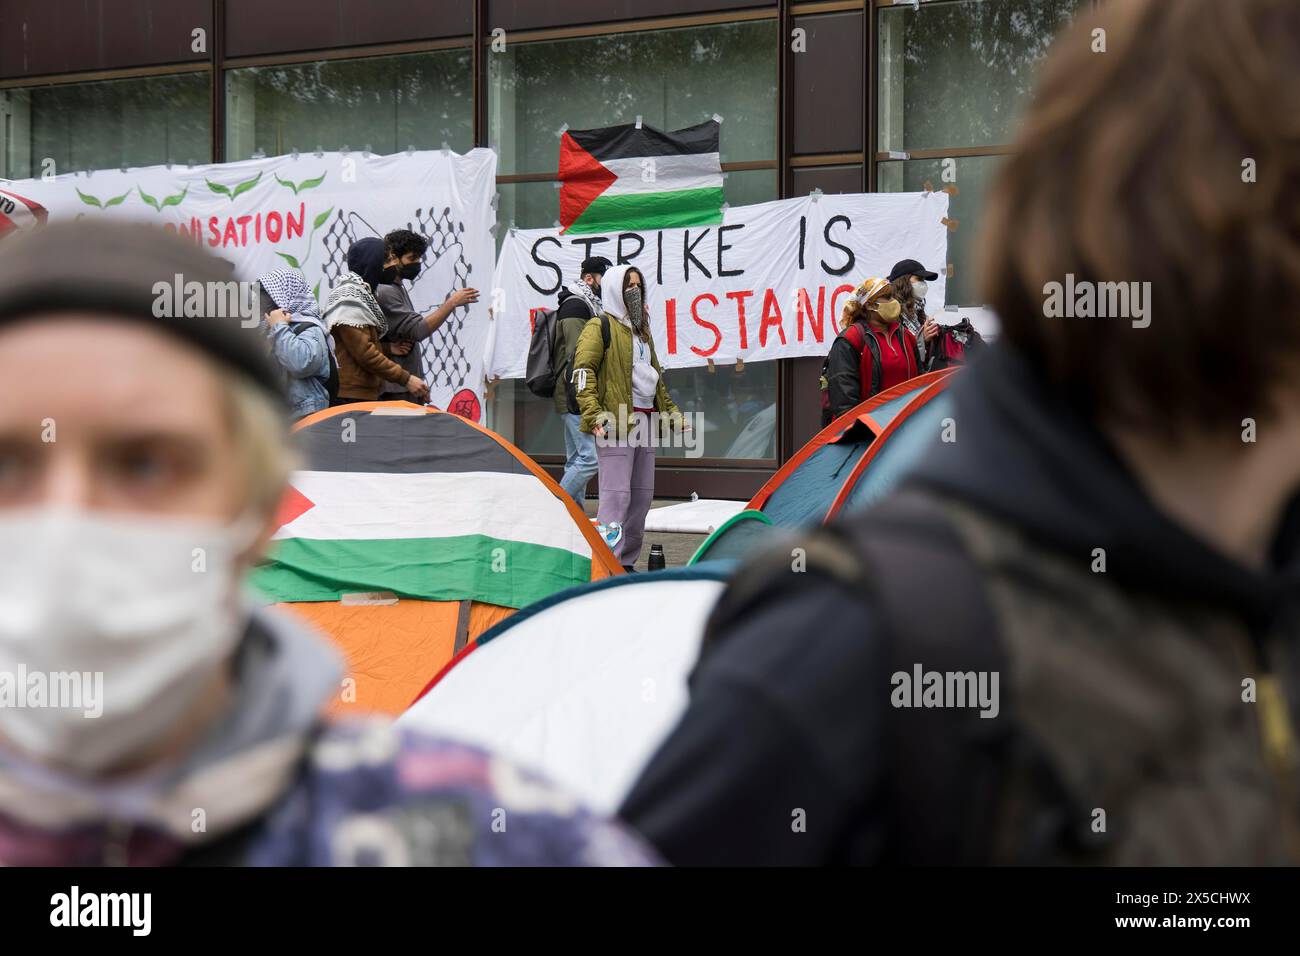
xmin=7 ymin=149 xmax=497 ymax=418
xmin=487 ymin=190 xmax=949 ymax=378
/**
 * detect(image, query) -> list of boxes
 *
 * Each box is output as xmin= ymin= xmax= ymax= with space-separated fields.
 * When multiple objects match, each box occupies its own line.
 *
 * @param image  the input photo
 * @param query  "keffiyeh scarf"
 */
xmin=325 ymin=271 xmax=388 ymax=337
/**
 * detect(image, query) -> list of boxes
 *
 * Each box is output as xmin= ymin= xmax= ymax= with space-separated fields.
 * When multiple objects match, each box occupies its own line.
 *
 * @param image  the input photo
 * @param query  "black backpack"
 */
xmin=525 ymin=308 xmax=561 ymax=398
xmin=695 ymin=490 xmax=1012 ymax=864
xmin=526 ymin=306 xmax=612 ymax=399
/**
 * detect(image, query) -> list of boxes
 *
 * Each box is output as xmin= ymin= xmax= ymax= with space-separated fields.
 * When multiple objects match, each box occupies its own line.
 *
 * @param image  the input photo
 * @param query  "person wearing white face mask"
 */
xmin=888 ymin=258 xmax=941 ymax=371
xmin=0 ymin=221 xmax=657 ymax=867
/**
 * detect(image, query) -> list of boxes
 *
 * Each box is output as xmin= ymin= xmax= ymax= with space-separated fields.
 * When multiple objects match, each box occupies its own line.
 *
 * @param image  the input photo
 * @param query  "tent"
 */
xmin=252 ymin=402 xmax=622 ymax=715
xmin=688 ymin=508 xmax=775 ymax=565
xmin=748 ymin=369 xmax=957 ymax=527
xmin=399 ymin=566 xmax=729 ymax=813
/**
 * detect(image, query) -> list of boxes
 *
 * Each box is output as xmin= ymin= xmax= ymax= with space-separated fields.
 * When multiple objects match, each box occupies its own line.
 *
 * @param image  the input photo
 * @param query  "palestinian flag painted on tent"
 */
xmin=559 ymin=119 xmax=723 ymax=234
xmin=254 ymin=404 xmax=620 ymax=608
xmin=251 ymin=403 xmax=622 ymax=714
xmin=0 ymin=189 xmax=48 ymax=240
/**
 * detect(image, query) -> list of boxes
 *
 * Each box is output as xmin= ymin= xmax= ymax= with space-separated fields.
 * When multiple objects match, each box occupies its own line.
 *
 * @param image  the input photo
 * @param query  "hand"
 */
xmin=593 ymin=424 xmax=606 ymax=439
xmin=922 ymin=318 xmax=939 ymax=342
xmin=389 ymin=340 xmax=414 ymax=356
xmin=266 ymin=308 xmax=290 ymax=325
xmin=677 ymin=415 xmax=692 ymax=433
xmin=447 ymin=288 xmax=480 ymax=310
xmin=407 ymin=376 xmax=430 ymax=402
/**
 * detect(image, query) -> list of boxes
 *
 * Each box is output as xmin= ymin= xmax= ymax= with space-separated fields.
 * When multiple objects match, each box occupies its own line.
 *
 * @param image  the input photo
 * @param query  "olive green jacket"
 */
xmin=572 ymin=313 xmax=683 ymax=438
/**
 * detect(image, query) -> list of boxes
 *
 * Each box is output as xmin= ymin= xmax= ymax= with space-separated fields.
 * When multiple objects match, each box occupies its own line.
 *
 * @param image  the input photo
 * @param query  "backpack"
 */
xmin=695 ymin=490 xmax=1011 ymax=864
xmin=529 ymin=303 xmax=614 ymax=400
xmin=525 ymin=308 xmax=561 ymax=398
xmin=819 ymin=322 xmax=903 ymax=426
xmin=293 ymin=321 xmax=339 ymax=402
xmin=930 ymin=318 xmax=985 ymax=370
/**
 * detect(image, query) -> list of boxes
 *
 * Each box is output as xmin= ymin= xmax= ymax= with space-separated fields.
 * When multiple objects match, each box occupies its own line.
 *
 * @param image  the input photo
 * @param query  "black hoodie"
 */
xmin=620 ymin=345 xmax=1300 ymax=865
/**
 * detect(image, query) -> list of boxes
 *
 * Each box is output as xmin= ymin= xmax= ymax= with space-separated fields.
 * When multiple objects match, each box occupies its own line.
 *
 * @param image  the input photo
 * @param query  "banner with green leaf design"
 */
xmin=8 ymin=148 xmax=498 ymax=417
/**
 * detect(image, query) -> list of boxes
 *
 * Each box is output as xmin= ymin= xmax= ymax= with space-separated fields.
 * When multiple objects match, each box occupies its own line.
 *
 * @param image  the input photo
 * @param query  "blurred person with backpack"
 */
xmin=572 ymin=265 xmax=686 ymax=571
xmin=325 ymin=238 xmax=429 ymax=406
xmin=257 ymin=269 xmax=335 ymax=421
xmin=375 ymin=228 xmax=479 ymax=404
xmin=820 ymin=277 xmax=921 ymax=425
xmin=623 ymin=0 xmax=1300 ymax=866
xmin=0 ymin=220 xmax=658 ymax=867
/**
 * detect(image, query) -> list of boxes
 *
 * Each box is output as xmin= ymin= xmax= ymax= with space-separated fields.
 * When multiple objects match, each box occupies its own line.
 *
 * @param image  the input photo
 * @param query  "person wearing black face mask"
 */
xmin=376 ymin=228 xmax=480 ymax=403
xmin=324 ymin=237 xmax=429 ymax=405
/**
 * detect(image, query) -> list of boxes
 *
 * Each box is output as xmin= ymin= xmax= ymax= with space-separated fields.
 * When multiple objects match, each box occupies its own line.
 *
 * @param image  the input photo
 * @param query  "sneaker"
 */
xmin=593 ymin=520 xmax=624 ymax=550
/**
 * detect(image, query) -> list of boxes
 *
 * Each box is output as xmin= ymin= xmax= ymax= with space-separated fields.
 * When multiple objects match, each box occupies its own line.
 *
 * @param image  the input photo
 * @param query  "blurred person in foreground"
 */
xmin=622 ymin=0 xmax=1300 ymax=865
xmin=0 ymin=221 xmax=656 ymax=866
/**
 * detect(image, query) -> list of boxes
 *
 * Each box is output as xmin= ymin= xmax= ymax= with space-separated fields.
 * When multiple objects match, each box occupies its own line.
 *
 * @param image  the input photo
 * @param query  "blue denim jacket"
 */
xmin=265 ymin=321 xmax=330 ymax=420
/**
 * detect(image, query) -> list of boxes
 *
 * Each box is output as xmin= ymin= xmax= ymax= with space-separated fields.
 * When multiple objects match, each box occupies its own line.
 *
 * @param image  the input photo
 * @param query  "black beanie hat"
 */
xmin=0 ymin=220 xmax=283 ymax=401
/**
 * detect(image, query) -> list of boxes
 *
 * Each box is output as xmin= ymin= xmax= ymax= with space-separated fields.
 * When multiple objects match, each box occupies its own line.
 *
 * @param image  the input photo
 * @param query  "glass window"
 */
xmin=877 ymin=0 xmax=1086 ymax=153
xmin=877 ymin=154 xmax=1000 ymax=306
xmin=663 ymin=360 xmax=778 ymax=461
xmin=0 ymin=72 xmax=211 ymax=179
xmin=487 ymin=21 xmax=780 ymax=463
xmin=224 ymin=49 xmax=473 ymax=161
xmin=489 ymin=20 xmax=777 ymax=175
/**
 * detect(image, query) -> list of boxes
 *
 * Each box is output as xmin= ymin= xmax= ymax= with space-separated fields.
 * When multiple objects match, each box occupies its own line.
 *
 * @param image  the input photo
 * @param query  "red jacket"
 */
xmin=823 ymin=320 xmax=920 ymax=423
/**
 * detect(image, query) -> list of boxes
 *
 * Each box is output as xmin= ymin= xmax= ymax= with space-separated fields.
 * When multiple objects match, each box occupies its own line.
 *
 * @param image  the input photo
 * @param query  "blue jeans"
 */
xmin=559 ymin=413 xmax=598 ymax=503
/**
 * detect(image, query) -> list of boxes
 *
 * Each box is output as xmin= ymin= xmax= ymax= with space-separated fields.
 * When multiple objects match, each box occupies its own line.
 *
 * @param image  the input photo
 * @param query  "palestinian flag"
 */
xmin=0 ymin=189 xmax=48 ymax=240
xmin=251 ymin=405 xmax=620 ymax=610
xmin=559 ymin=119 xmax=723 ymax=234
xmin=250 ymin=404 xmax=620 ymax=717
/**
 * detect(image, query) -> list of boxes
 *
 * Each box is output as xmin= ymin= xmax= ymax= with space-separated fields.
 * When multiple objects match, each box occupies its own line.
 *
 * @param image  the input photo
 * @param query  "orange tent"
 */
xmin=251 ymin=402 xmax=621 ymax=715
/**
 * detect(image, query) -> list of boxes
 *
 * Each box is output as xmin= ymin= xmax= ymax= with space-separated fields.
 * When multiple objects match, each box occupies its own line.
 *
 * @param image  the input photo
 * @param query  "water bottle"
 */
xmin=648 ymin=544 xmax=666 ymax=572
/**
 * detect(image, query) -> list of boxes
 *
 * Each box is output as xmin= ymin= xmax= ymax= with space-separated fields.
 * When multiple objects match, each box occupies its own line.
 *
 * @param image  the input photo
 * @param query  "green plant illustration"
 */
xmin=273 ymin=205 xmax=334 ymax=270
xmin=274 ymin=171 xmax=327 ymax=195
xmin=137 ymin=184 xmax=189 ymax=212
xmin=207 ymin=171 xmax=263 ymax=201
xmin=75 ymin=188 xmax=131 ymax=209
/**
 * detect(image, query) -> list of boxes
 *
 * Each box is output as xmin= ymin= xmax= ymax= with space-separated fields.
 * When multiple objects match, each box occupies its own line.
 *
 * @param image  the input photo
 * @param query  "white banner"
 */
xmin=5 ymin=149 xmax=498 ymax=419
xmin=487 ymin=191 xmax=949 ymax=378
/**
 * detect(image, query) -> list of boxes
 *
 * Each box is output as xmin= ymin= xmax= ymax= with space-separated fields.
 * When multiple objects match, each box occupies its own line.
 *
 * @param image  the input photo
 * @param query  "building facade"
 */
xmin=0 ymin=0 xmax=1088 ymax=498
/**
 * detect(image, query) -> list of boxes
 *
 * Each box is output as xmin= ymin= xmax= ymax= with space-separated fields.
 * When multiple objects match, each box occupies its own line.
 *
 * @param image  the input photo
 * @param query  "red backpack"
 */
xmin=819 ymin=322 xmax=917 ymax=423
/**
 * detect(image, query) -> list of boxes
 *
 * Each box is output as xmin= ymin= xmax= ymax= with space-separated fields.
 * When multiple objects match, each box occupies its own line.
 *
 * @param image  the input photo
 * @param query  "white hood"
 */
xmin=600 ymin=264 xmax=635 ymax=325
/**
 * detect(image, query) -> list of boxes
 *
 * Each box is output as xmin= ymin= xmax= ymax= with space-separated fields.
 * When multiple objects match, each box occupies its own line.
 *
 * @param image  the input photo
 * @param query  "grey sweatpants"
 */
xmin=596 ymin=435 xmax=656 ymax=566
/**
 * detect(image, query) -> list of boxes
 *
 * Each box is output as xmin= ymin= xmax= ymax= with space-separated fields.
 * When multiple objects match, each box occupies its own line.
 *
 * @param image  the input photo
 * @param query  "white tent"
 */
xmin=399 ymin=567 xmax=729 ymax=813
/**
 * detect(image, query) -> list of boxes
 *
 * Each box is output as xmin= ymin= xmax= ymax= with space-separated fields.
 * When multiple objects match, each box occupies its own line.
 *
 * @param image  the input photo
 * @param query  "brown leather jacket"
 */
xmin=332 ymin=324 xmax=409 ymax=401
